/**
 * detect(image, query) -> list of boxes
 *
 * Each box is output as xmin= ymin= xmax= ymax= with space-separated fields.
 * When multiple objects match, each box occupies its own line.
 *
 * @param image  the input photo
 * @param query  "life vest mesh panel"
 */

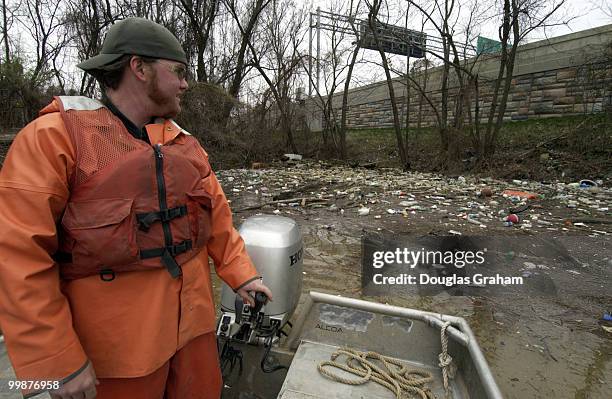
xmin=64 ymin=109 xmax=143 ymax=185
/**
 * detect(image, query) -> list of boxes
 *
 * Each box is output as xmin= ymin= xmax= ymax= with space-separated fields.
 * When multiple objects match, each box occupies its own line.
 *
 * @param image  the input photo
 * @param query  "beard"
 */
xmin=146 ymin=69 xmax=181 ymax=118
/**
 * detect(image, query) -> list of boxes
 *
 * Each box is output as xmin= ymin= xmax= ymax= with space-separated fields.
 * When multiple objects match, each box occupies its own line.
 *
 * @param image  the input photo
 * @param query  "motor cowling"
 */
xmin=217 ymin=215 xmax=303 ymax=343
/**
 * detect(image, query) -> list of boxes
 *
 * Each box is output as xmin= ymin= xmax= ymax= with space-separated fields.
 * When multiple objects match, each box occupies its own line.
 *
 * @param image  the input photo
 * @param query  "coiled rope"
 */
xmin=318 ymin=348 xmax=435 ymax=399
xmin=317 ymin=321 xmax=456 ymax=399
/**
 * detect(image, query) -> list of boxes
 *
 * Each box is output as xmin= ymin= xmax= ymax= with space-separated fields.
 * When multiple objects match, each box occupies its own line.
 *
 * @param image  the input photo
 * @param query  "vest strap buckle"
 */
xmin=140 ymin=240 xmax=193 ymax=278
xmin=137 ymin=205 xmax=188 ymax=231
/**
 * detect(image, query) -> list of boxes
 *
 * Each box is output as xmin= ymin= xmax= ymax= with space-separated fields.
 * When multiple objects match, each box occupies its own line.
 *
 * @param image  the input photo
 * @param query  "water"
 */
xmin=284 ymin=217 xmax=610 ymax=398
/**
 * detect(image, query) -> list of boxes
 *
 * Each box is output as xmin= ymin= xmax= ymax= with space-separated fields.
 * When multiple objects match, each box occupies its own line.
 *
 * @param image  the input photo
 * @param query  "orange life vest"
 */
xmin=54 ymin=96 xmax=212 ymax=280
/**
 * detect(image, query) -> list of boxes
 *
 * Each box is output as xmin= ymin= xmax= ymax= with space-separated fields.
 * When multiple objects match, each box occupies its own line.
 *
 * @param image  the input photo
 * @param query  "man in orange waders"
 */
xmin=0 ymin=17 xmax=271 ymax=399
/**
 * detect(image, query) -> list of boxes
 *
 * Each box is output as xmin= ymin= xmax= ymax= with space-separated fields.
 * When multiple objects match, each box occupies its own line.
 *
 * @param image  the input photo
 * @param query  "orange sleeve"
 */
xmin=202 ymin=167 xmax=259 ymax=290
xmin=0 ymin=113 xmax=89 ymax=382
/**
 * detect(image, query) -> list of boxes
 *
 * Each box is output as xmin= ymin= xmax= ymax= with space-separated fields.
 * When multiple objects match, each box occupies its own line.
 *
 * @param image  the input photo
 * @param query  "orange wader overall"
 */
xmin=0 ymin=96 xmax=259 ymax=398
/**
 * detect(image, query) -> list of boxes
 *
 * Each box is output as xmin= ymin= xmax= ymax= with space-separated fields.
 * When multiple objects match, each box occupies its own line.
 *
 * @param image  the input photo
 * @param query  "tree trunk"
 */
xmin=218 ymin=0 xmax=269 ymax=126
xmin=2 ymin=0 xmax=9 ymax=62
xmin=489 ymin=0 xmax=521 ymax=155
xmin=339 ymin=44 xmax=360 ymax=160
xmin=368 ymin=1 xmax=408 ymax=168
xmin=484 ymin=0 xmax=511 ymax=156
xmin=404 ymin=53 xmax=411 ymax=158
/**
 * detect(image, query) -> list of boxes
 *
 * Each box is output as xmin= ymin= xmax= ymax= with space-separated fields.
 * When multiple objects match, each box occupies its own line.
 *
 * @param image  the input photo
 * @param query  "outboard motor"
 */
xmin=217 ymin=215 xmax=303 ymax=375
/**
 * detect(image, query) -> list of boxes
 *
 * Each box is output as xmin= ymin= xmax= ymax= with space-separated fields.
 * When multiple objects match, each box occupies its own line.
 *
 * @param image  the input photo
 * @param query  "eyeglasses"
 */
xmin=157 ymin=59 xmax=190 ymax=81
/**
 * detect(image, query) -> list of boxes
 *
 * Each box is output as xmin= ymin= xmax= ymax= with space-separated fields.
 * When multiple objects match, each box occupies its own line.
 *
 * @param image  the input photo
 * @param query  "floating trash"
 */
xmin=358 ymin=207 xmax=370 ymax=216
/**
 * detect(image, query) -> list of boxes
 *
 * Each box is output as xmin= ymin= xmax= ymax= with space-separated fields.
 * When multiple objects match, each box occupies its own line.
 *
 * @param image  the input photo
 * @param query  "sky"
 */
xmin=494 ymin=0 xmax=611 ymax=40
xmin=560 ymin=0 xmax=611 ymax=34
xmin=311 ymin=0 xmax=611 ymax=42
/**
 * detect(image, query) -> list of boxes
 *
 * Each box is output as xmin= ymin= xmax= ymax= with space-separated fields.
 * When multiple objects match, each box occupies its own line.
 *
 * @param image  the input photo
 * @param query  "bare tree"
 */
xmin=335 ymin=0 xmax=367 ymax=160
xmin=1 ymin=0 xmax=12 ymax=62
xmin=401 ymin=0 xmax=489 ymax=165
xmin=234 ymin=0 xmax=307 ymax=153
xmin=175 ymin=0 xmax=219 ymax=82
xmin=593 ymin=0 xmax=612 ymax=17
xmin=8 ymin=0 xmax=72 ymax=118
xmin=65 ymin=0 xmax=119 ymax=95
xmin=303 ymin=32 xmax=346 ymax=155
xmin=302 ymin=1 xmax=363 ymax=159
xmin=482 ymin=0 xmax=567 ymax=156
xmin=365 ymin=0 xmax=409 ymax=168
xmin=338 ymin=39 xmax=361 ymax=160
xmin=17 ymin=0 xmax=65 ymax=88
xmin=402 ymin=0 xmax=567 ymax=164
xmin=219 ymin=0 xmax=271 ymax=124
xmin=338 ymin=2 xmax=365 ymax=160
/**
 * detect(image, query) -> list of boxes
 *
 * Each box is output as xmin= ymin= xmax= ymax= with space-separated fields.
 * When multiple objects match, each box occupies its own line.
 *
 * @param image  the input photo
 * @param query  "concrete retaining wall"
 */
xmin=302 ymin=24 xmax=612 ymax=131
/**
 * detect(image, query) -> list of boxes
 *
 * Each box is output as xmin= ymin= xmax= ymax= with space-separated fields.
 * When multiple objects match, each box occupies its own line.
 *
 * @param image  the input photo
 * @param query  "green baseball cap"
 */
xmin=77 ymin=17 xmax=187 ymax=71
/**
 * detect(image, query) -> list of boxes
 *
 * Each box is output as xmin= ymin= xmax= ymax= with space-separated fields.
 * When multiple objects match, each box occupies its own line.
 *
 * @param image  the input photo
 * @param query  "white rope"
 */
xmin=317 ymin=321 xmax=457 ymax=399
xmin=318 ymin=347 xmax=435 ymax=399
xmin=438 ymin=322 xmax=456 ymax=399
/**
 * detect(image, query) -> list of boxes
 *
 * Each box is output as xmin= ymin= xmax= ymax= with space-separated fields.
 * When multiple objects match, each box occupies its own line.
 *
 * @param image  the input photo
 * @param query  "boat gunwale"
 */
xmin=285 ymin=291 xmax=504 ymax=399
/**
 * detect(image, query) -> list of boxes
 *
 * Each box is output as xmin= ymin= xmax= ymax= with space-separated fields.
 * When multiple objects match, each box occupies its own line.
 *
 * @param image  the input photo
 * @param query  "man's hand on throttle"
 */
xmin=237 ymin=279 xmax=273 ymax=307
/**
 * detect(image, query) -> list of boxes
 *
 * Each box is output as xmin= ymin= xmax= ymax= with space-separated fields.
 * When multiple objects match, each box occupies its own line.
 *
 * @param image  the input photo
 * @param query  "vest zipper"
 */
xmin=153 ymin=144 xmax=182 ymax=277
